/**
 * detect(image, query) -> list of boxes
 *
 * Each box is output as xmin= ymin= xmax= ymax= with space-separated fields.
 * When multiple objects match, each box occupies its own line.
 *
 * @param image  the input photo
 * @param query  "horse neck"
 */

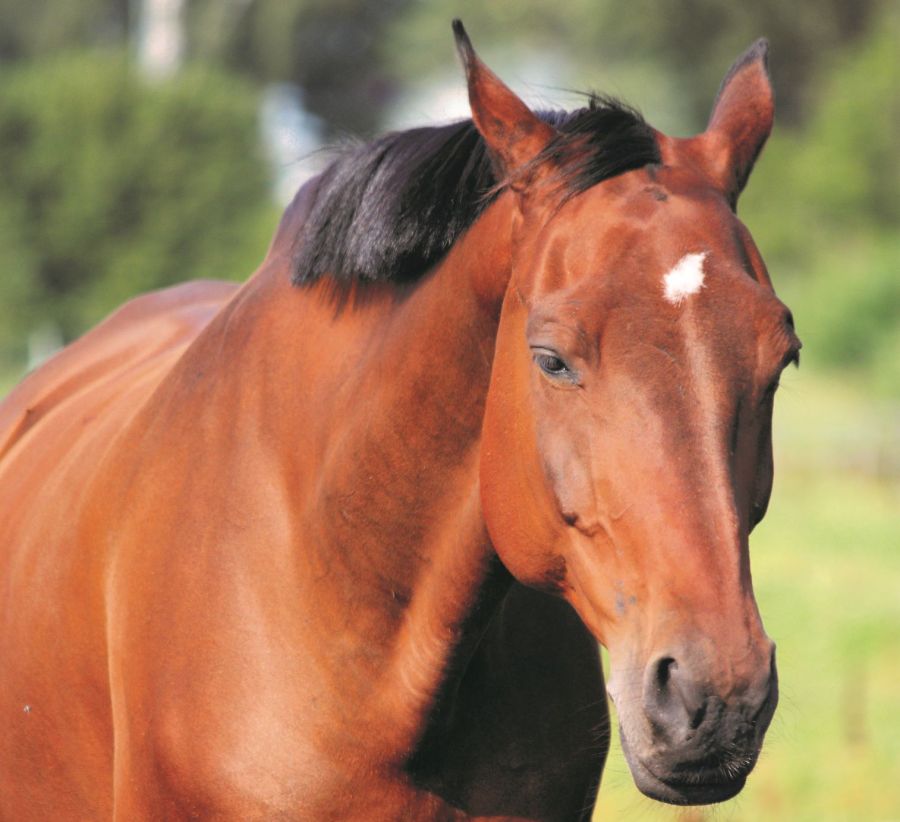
xmin=252 ymin=191 xmax=517 ymax=757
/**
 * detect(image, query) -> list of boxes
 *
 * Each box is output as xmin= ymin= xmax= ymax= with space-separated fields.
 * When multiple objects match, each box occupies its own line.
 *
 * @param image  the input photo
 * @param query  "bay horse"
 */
xmin=0 ymin=21 xmax=800 ymax=820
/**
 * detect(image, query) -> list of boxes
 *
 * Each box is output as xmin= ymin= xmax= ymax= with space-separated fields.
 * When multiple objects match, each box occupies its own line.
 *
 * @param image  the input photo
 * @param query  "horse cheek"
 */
xmin=480 ymin=341 xmax=566 ymax=590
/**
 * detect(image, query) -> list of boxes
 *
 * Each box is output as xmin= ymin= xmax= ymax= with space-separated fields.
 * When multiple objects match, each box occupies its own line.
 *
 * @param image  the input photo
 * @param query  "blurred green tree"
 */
xmin=385 ymin=0 xmax=884 ymax=127
xmin=185 ymin=0 xmax=411 ymax=136
xmin=0 ymin=0 xmax=129 ymax=61
xmin=0 ymin=0 xmax=412 ymax=137
xmin=0 ymin=52 xmax=275 ymax=369
xmin=741 ymin=3 xmax=900 ymax=394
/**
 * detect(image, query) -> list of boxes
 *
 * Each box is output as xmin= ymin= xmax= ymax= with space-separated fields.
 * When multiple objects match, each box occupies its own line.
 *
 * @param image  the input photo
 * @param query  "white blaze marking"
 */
xmin=663 ymin=252 xmax=707 ymax=305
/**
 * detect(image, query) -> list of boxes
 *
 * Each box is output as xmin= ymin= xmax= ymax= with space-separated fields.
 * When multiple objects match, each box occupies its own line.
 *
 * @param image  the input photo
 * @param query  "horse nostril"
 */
xmin=644 ymin=653 xmax=710 ymax=744
xmin=655 ymin=656 xmax=677 ymax=691
xmin=689 ymin=697 xmax=707 ymax=730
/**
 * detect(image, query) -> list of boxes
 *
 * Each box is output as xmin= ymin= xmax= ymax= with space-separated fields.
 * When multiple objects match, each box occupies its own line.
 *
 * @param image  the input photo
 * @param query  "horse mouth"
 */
xmin=620 ymin=734 xmax=753 ymax=806
xmin=628 ymin=754 xmax=748 ymax=805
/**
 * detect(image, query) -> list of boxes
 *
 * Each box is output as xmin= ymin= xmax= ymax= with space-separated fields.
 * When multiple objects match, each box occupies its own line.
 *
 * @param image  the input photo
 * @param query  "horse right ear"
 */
xmin=453 ymin=20 xmax=557 ymax=191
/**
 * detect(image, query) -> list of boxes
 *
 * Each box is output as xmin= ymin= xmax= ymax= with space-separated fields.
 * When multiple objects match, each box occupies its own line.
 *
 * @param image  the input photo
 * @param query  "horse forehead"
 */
xmin=547 ymin=170 xmax=736 ymax=267
xmin=523 ymin=165 xmax=772 ymax=345
xmin=534 ymin=229 xmax=770 ymax=366
xmin=535 ymin=193 xmax=746 ymax=306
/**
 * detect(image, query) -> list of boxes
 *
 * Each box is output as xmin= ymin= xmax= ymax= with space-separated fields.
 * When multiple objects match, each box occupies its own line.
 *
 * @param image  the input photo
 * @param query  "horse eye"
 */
xmin=533 ymin=351 xmax=571 ymax=378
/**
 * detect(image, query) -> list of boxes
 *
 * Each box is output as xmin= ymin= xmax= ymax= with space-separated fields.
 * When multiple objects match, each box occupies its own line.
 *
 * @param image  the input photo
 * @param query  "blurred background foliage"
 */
xmin=0 ymin=1 xmax=896 ymax=819
xmin=0 ymin=0 xmax=896 ymax=392
xmin=0 ymin=53 xmax=273 ymax=366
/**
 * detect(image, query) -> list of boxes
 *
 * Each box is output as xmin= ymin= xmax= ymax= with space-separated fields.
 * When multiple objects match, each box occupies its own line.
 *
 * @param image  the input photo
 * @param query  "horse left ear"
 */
xmin=453 ymin=20 xmax=557 ymax=190
xmin=699 ymin=39 xmax=774 ymax=205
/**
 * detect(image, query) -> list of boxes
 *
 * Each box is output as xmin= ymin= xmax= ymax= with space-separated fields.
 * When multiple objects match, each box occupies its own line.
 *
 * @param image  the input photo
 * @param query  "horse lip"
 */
xmin=630 ymin=754 xmax=747 ymax=806
xmin=620 ymin=730 xmax=750 ymax=806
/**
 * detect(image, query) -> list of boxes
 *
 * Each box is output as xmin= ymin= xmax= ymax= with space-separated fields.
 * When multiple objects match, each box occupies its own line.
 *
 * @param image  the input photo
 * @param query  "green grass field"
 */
xmin=595 ymin=369 xmax=900 ymax=821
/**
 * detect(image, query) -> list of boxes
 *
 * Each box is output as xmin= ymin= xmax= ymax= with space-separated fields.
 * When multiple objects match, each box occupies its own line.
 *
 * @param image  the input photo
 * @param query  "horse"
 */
xmin=0 ymin=20 xmax=800 ymax=821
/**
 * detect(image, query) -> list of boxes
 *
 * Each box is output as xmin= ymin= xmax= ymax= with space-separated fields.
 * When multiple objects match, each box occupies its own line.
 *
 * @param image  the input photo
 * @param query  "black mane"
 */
xmin=292 ymin=96 xmax=660 ymax=286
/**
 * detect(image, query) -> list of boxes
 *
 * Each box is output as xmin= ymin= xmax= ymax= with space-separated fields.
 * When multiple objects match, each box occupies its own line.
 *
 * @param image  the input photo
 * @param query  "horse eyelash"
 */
xmin=763 ymin=350 xmax=799 ymax=401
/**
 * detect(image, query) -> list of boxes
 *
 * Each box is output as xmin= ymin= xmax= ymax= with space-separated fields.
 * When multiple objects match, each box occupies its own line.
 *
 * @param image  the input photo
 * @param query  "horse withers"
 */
xmin=0 ymin=21 xmax=799 ymax=820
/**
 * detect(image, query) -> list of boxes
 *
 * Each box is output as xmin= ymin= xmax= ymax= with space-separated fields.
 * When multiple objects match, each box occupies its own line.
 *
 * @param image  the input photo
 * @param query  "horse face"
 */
xmin=485 ymin=164 xmax=798 ymax=804
xmin=456 ymin=23 xmax=798 ymax=805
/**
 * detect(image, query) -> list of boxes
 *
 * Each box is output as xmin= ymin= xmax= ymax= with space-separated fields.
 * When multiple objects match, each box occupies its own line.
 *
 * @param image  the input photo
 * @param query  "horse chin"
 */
xmin=618 ymin=731 xmax=750 ymax=807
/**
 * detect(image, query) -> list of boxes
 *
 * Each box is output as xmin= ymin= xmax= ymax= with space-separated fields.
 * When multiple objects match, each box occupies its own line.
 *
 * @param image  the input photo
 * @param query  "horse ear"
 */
xmin=699 ymin=39 xmax=774 ymax=204
xmin=453 ymin=20 xmax=557 ymax=190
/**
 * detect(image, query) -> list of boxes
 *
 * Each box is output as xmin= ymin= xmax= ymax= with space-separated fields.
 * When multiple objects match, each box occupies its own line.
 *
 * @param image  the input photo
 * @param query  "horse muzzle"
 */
xmin=610 ymin=644 xmax=779 ymax=805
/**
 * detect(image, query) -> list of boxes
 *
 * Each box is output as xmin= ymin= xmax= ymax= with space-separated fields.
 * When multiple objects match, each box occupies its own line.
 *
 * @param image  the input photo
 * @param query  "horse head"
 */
xmin=456 ymin=22 xmax=800 ymax=805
